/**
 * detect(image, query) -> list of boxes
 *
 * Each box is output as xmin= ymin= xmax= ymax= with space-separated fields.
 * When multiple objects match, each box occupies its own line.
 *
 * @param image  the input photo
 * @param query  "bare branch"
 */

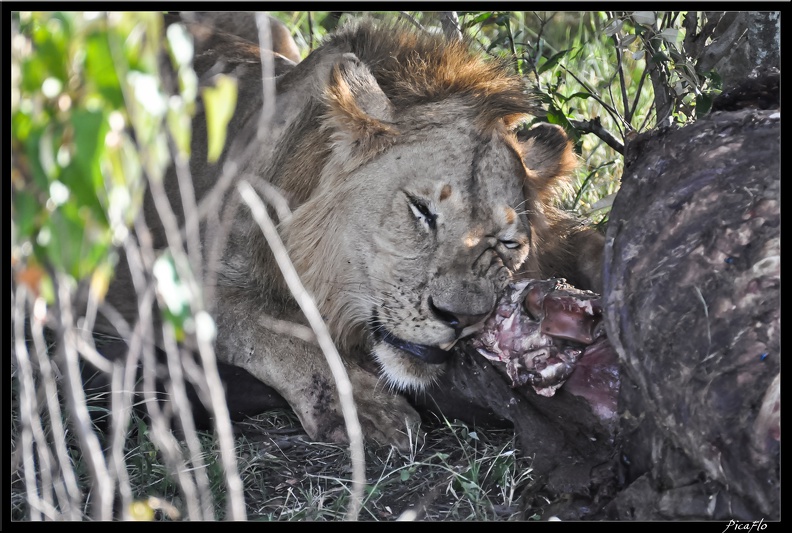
xmin=682 ymin=12 xmax=700 ymax=57
xmin=561 ymin=64 xmax=632 ymax=134
xmin=256 ymin=13 xmax=277 ymax=140
xmin=192 ymin=323 xmax=248 ymax=522
xmin=30 ymin=308 xmax=83 ymax=520
xmin=107 ymin=359 xmax=134 ymax=519
xmin=439 ymin=12 xmax=462 ymax=41
xmin=505 ymin=15 xmax=520 ymax=75
xmin=397 ymin=11 xmax=427 ymax=33
xmin=698 ymin=13 xmax=748 ymax=73
xmin=628 ymin=64 xmax=650 ymax=127
xmin=307 ymin=11 xmax=314 ymax=51
xmin=611 ymin=33 xmax=631 ymax=123
xmin=52 ymin=276 xmax=115 ymax=520
xmin=258 ymin=313 xmax=318 ymax=345
xmin=643 ymin=38 xmax=675 ymax=127
xmin=14 ymin=287 xmax=47 ymax=521
xmin=570 ymin=117 xmax=625 ymax=154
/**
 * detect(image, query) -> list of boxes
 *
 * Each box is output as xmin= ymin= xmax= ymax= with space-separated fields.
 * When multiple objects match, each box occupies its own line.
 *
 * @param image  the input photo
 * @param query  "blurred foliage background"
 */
xmin=10 ymin=10 xmax=771 ymax=521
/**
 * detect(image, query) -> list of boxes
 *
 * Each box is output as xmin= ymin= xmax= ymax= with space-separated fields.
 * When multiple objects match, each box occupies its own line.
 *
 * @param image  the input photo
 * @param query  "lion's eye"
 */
xmin=408 ymin=196 xmax=437 ymax=230
xmin=500 ymin=240 xmax=522 ymax=250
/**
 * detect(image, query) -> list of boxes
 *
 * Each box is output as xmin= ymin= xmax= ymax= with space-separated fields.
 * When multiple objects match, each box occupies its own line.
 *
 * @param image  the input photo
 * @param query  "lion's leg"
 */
xmin=212 ymin=297 xmax=421 ymax=449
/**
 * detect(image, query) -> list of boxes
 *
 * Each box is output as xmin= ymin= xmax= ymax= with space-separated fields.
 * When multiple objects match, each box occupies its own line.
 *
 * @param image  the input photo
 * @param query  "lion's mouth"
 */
xmin=369 ymin=314 xmax=454 ymax=365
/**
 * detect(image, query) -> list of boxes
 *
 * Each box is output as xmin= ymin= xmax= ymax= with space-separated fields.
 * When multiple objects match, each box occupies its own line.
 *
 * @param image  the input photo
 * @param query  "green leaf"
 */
xmin=492 ymin=13 xmax=510 ymax=26
xmin=60 ymin=109 xmax=109 ymax=222
xmin=166 ymin=23 xmax=194 ymax=70
xmin=168 ymin=101 xmax=192 ymax=160
xmin=603 ymin=18 xmax=622 ymax=36
xmin=546 ymin=109 xmax=563 ymax=125
xmin=21 ymin=56 xmax=49 ymax=93
xmin=12 ymin=189 xmax=41 ymax=241
xmin=37 ymin=205 xmax=81 ymax=278
xmin=85 ymin=33 xmax=125 ymax=108
xmin=651 ymin=51 xmax=670 ymax=64
xmin=705 ymin=70 xmax=723 ymax=91
xmin=537 ymin=49 xmax=570 ymax=75
xmin=201 ymin=75 xmax=238 ymax=163
xmin=632 ymin=11 xmax=656 ymax=26
xmin=560 ymin=91 xmax=594 ymax=104
xmin=153 ymin=252 xmax=193 ymax=339
xmin=463 ymin=12 xmax=495 ymax=28
xmin=486 ymin=33 xmax=510 ymax=53
xmin=30 ymin=17 xmax=69 ymax=83
xmin=658 ymin=28 xmax=680 ymax=42
xmin=696 ymin=93 xmax=713 ymax=116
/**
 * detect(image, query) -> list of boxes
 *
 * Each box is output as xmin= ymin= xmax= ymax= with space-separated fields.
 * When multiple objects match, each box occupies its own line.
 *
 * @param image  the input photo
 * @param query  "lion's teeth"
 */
xmin=439 ymin=340 xmax=458 ymax=351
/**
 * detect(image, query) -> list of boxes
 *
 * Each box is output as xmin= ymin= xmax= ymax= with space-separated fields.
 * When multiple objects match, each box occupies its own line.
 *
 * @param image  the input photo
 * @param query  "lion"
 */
xmin=100 ymin=17 xmax=603 ymax=449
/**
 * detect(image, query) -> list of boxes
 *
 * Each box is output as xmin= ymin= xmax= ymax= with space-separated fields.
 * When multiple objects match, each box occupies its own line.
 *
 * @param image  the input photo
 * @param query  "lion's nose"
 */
xmin=428 ymin=296 xmax=491 ymax=337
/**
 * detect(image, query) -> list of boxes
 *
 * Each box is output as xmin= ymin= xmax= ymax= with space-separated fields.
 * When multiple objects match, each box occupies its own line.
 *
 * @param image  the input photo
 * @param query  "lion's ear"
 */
xmin=323 ymin=53 xmax=398 ymax=152
xmin=516 ymin=123 xmax=577 ymax=200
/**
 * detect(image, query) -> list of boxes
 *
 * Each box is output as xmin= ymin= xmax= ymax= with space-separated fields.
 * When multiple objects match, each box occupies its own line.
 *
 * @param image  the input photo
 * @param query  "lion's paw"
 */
xmin=355 ymin=390 xmax=423 ymax=451
xmin=300 ymin=370 xmax=422 ymax=451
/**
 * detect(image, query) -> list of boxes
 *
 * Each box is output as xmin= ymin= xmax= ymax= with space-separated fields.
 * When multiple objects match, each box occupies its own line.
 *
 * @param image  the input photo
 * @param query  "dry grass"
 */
xmin=10 ymin=386 xmax=539 ymax=521
xmin=234 ymin=411 xmax=535 ymax=521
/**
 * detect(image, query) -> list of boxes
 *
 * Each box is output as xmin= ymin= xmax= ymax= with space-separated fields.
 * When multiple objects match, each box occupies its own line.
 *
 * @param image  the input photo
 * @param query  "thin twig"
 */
xmin=162 ymin=322 xmax=216 ymax=520
xmin=107 ymin=360 xmax=134 ymax=520
xmin=611 ymin=34 xmax=631 ymax=123
xmin=14 ymin=286 xmax=45 ymax=521
xmin=172 ymin=136 xmax=203 ymax=284
xmin=307 ymin=11 xmax=314 ymax=52
xmin=603 ymin=68 xmax=625 ymax=139
xmin=397 ymin=11 xmax=427 ymax=33
xmin=641 ymin=28 xmax=676 ymax=127
xmin=53 ymin=275 xmax=115 ymax=520
xmin=256 ymin=13 xmax=277 ymax=142
xmin=30 ymin=309 xmax=83 ymax=520
xmin=628 ymin=65 xmax=650 ymax=127
xmin=571 ymin=161 xmax=616 ymax=211
xmin=570 ymin=117 xmax=625 ymax=154
xmin=439 ymin=12 xmax=462 ymax=41
xmin=133 ymin=254 xmax=203 ymax=521
xmin=560 ymin=64 xmax=632 ymax=134
xmin=258 ymin=313 xmax=318 ymax=345
xmin=505 ymin=15 xmax=520 ymax=76
xmin=125 ymin=211 xmax=204 ymax=521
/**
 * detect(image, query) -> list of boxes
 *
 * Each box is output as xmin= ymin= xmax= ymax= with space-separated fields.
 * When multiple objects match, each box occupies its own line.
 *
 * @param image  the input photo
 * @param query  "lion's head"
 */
xmin=259 ymin=21 xmax=577 ymax=391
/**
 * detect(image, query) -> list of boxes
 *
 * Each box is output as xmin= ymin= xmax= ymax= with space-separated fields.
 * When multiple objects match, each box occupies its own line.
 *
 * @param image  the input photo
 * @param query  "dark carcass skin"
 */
xmin=600 ymin=103 xmax=780 ymax=520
